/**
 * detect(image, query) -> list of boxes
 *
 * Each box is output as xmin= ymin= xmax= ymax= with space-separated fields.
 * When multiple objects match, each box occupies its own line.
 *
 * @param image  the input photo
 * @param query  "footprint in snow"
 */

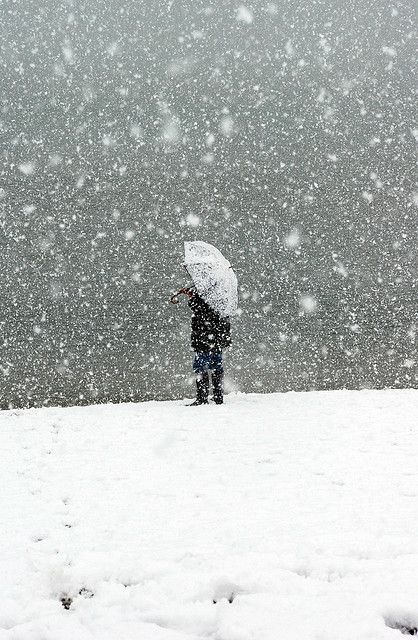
xmin=212 ymin=578 xmax=244 ymax=604
xmin=60 ymin=588 xmax=94 ymax=610
xmin=384 ymin=611 xmax=418 ymax=635
xmin=60 ymin=595 xmax=72 ymax=610
xmin=31 ymin=533 xmax=48 ymax=543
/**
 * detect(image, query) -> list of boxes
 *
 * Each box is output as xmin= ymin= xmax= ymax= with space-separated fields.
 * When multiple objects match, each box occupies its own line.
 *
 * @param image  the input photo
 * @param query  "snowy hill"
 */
xmin=1 ymin=390 xmax=418 ymax=639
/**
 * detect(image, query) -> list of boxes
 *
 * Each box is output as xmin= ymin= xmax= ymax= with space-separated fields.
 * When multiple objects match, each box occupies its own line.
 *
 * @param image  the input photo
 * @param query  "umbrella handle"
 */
xmin=170 ymin=289 xmax=192 ymax=304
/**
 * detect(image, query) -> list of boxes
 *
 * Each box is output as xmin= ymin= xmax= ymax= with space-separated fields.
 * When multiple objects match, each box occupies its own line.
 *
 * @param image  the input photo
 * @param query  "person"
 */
xmin=177 ymin=287 xmax=231 ymax=405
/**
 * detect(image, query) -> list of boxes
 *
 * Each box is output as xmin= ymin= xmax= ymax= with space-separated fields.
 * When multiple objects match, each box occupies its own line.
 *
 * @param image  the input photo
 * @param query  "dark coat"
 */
xmin=188 ymin=293 xmax=231 ymax=353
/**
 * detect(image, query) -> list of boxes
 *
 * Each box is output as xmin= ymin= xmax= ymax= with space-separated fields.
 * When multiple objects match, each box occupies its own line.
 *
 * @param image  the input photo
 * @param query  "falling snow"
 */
xmin=236 ymin=5 xmax=254 ymax=24
xmin=0 ymin=0 xmax=416 ymax=408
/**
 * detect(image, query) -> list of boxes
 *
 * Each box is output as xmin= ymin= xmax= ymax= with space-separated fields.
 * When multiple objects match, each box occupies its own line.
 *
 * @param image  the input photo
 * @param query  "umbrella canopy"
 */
xmin=184 ymin=241 xmax=238 ymax=317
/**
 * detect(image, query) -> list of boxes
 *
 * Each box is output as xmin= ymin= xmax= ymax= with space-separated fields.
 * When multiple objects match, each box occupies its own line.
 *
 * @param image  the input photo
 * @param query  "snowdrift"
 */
xmin=1 ymin=390 xmax=418 ymax=639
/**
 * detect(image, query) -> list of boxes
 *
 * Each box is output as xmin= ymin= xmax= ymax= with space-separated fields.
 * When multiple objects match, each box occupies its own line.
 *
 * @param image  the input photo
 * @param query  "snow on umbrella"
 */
xmin=184 ymin=241 xmax=238 ymax=317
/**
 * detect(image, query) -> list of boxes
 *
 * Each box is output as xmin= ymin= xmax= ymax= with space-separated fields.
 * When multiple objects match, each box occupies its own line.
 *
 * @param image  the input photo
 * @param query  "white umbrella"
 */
xmin=184 ymin=241 xmax=238 ymax=317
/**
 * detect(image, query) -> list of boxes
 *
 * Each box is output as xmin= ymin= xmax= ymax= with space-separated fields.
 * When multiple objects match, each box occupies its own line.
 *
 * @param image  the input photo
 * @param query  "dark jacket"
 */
xmin=188 ymin=293 xmax=231 ymax=353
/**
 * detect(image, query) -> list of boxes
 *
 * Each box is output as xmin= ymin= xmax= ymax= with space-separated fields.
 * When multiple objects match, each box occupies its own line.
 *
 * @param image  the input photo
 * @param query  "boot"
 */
xmin=189 ymin=372 xmax=209 ymax=406
xmin=212 ymin=371 xmax=224 ymax=404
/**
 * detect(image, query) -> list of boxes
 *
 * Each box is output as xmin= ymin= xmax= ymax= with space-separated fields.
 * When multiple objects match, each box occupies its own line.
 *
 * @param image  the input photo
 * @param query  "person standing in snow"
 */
xmin=172 ymin=287 xmax=231 ymax=405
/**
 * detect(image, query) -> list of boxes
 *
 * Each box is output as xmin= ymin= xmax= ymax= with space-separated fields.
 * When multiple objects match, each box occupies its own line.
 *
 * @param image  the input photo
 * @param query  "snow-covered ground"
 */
xmin=1 ymin=390 xmax=418 ymax=639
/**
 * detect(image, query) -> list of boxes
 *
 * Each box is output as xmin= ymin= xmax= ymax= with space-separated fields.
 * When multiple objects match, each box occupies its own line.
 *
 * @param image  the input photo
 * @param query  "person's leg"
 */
xmin=196 ymin=372 xmax=210 ymax=404
xmin=190 ymin=353 xmax=210 ymax=405
xmin=211 ymin=351 xmax=224 ymax=405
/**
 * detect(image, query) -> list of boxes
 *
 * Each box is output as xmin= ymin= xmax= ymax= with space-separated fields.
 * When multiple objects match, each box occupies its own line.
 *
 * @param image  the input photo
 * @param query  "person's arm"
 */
xmin=188 ymin=292 xmax=206 ymax=313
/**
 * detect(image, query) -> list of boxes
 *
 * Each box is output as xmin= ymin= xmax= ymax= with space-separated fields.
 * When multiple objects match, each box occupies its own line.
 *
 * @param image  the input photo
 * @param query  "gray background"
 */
xmin=0 ymin=0 xmax=417 ymax=408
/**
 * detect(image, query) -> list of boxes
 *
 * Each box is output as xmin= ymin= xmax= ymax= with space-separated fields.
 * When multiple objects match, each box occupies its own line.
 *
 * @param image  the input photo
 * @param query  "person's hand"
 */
xmin=178 ymin=288 xmax=193 ymax=298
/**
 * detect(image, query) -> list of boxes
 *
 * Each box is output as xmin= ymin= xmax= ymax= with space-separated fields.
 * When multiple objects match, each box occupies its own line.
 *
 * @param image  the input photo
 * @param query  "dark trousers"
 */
xmin=193 ymin=351 xmax=224 ymax=404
